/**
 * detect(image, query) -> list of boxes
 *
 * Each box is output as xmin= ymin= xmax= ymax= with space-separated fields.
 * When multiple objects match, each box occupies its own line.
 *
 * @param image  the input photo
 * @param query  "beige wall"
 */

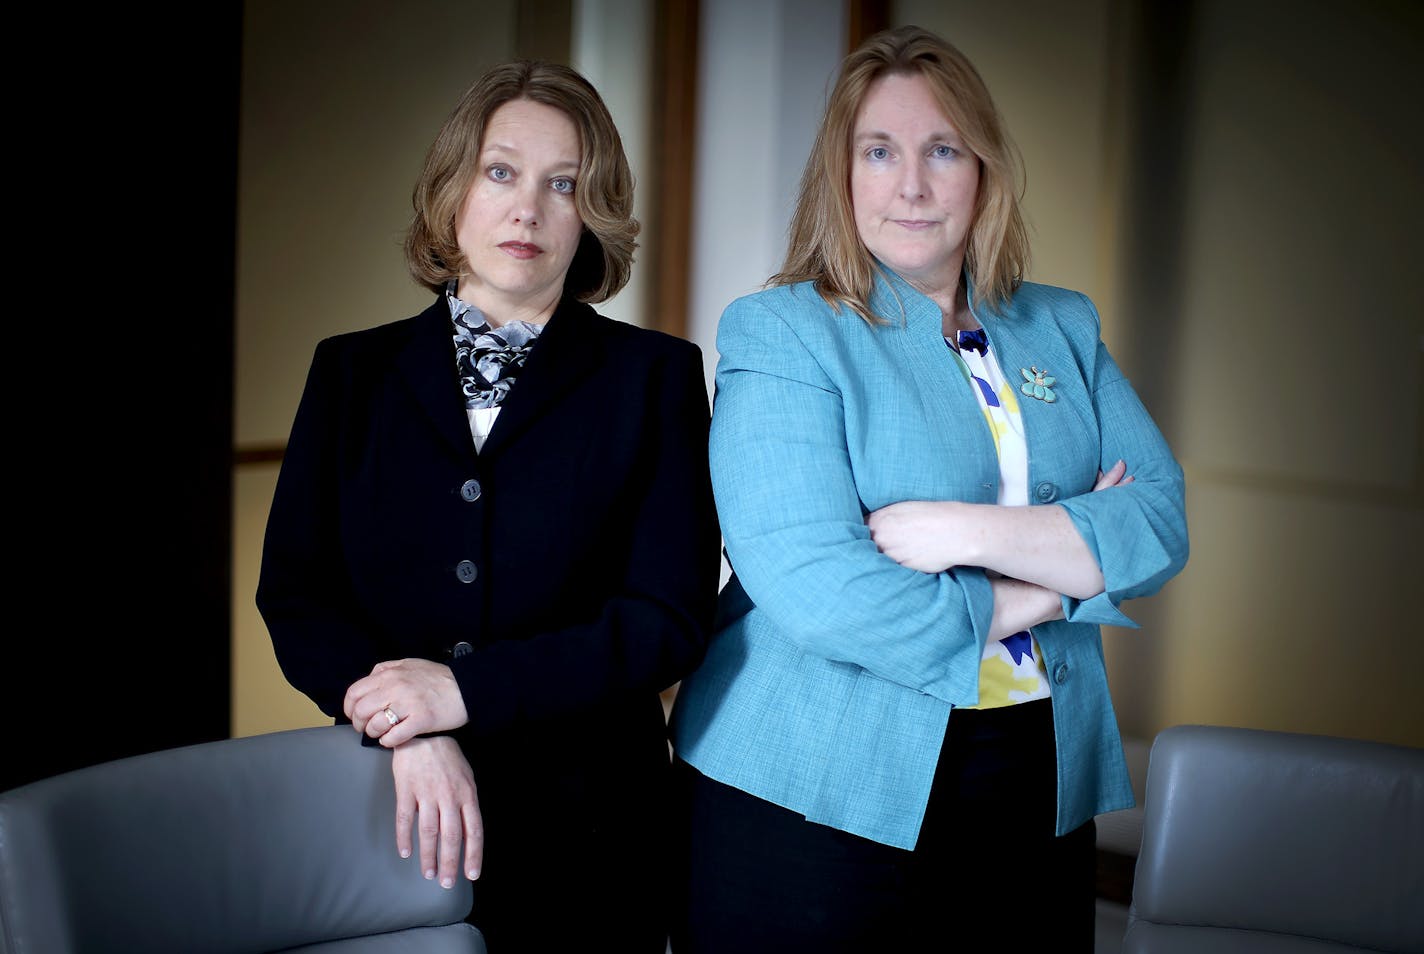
xmin=899 ymin=0 xmax=1424 ymax=747
xmin=1114 ymin=0 xmax=1422 ymax=747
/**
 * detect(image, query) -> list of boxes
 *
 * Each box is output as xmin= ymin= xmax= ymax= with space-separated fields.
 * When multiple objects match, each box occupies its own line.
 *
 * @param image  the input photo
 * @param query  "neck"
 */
xmin=455 ymin=280 xmax=562 ymax=329
xmin=899 ymin=255 xmax=976 ymax=335
xmin=924 ymin=279 xmax=976 ymax=337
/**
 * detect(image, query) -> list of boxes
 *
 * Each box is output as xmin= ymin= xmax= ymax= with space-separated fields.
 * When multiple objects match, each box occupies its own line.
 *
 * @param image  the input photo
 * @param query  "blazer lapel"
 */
xmin=395 ymin=297 xmax=479 ymax=466
xmin=477 ymin=296 xmax=605 ymax=460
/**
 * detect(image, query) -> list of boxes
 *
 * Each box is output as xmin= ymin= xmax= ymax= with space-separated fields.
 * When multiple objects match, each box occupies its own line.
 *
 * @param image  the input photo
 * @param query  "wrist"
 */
xmin=939 ymin=500 xmax=983 ymax=566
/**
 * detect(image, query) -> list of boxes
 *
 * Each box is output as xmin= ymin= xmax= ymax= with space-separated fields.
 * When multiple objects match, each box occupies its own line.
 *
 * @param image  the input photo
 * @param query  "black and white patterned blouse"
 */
xmin=447 ymin=283 xmax=545 ymax=450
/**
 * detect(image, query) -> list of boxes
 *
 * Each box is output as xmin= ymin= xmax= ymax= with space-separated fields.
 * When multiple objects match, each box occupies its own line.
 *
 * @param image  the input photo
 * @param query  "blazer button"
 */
xmin=452 ymin=641 xmax=473 ymax=658
xmin=455 ymin=560 xmax=478 ymax=583
xmin=460 ymin=479 xmax=482 ymax=502
xmin=1034 ymin=481 xmax=1059 ymax=503
xmin=1053 ymin=662 xmax=1071 ymax=685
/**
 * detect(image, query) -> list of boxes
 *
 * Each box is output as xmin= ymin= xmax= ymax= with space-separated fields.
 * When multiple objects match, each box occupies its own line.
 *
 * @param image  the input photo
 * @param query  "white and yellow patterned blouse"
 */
xmin=947 ymin=327 xmax=1051 ymax=709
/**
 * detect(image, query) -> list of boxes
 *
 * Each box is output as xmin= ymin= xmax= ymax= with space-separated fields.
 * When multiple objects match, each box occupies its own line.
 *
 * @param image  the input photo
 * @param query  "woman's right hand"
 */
xmin=1094 ymin=459 xmax=1134 ymax=491
xmin=390 ymin=736 xmax=484 ymax=888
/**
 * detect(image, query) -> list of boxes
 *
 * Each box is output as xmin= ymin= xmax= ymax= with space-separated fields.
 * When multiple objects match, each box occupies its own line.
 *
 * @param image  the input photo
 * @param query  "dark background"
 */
xmin=7 ymin=7 xmax=240 ymax=790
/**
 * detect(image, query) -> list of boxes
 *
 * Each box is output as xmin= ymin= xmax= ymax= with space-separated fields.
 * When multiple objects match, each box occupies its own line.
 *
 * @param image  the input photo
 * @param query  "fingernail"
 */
xmin=425 ymin=869 xmax=435 ymax=880
xmin=468 ymin=868 xmax=480 ymax=880
xmin=400 ymin=849 xmax=410 ymax=859
xmin=441 ymin=877 xmax=453 ymax=889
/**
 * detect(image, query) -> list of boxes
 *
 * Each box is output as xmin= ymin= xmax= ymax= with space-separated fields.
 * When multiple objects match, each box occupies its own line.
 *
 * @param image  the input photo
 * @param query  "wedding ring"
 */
xmin=383 ymin=706 xmax=399 ymax=726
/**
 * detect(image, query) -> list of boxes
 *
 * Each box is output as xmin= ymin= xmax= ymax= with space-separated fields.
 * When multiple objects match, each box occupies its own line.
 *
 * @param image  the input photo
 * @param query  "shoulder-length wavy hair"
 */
xmin=404 ymin=60 xmax=638 ymax=303
xmin=773 ymin=26 xmax=1030 ymax=321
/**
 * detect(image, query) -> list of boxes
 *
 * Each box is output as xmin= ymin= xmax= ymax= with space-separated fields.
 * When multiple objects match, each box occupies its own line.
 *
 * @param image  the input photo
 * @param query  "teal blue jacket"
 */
xmin=670 ymin=271 xmax=1188 ymax=849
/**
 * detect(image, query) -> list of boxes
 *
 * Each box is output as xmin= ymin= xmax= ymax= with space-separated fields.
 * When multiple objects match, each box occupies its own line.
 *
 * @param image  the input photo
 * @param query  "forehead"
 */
xmin=480 ymin=98 xmax=581 ymax=156
xmin=854 ymin=72 xmax=956 ymax=136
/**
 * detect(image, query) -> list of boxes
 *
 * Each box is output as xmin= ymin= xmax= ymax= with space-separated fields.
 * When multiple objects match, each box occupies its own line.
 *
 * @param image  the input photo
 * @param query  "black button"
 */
xmin=452 ymin=641 xmax=474 ymax=658
xmin=455 ymin=560 xmax=478 ymax=583
xmin=1034 ymin=481 xmax=1059 ymax=503
xmin=460 ymin=479 xmax=482 ymax=502
xmin=1053 ymin=662 xmax=1070 ymax=685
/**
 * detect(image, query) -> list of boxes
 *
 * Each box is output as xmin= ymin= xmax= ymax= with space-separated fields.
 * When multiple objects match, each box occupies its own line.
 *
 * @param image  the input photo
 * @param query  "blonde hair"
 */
xmin=404 ymin=61 xmax=638 ymax=303
xmin=773 ymin=25 xmax=1029 ymax=321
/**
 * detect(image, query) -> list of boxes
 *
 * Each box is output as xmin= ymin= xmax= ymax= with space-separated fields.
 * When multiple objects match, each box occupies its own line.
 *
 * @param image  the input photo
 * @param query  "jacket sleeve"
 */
xmin=446 ymin=341 xmax=722 ymax=739
xmin=256 ymin=337 xmax=393 ymax=719
xmin=709 ymin=294 xmax=992 ymax=705
xmin=1055 ymin=292 xmax=1190 ymax=628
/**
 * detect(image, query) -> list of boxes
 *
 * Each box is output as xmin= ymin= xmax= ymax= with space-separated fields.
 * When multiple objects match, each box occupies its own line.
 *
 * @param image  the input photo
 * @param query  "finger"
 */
xmin=394 ymin=783 xmax=415 ymax=861
xmin=1122 ymin=475 xmax=1135 ymax=484
xmin=379 ymin=712 xmax=423 ymax=748
xmin=367 ymin=702 xmax=402 ymax=740
xmin=463 ymin=798 xmax=484 ymax=880
xmin=346 ymin=679 xmax=384 ymax=731
xmin=418 ymin=799 xmax=439 ymax=882
xmin=342 ymin=680 xmax=363 ymax=723
xmin=438 ymin=801 xmax=462 ymax=889
xmin=1094 ymin=459 xmax=1127 ymax=491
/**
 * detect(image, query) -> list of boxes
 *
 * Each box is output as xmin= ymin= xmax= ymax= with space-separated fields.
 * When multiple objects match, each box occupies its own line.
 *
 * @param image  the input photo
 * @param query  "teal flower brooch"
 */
xmin=1020 ymin=366 xmax=1057 ymax=403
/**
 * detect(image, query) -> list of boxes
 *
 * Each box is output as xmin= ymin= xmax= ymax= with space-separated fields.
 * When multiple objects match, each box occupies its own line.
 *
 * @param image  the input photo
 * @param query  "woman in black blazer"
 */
xmin=257 ymin=61 xmax=720 ymax=953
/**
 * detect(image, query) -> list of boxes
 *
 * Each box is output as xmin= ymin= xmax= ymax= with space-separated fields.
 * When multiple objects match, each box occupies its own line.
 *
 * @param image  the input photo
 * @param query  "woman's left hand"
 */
xmin=869 ymin=461 xmax=1135 ymax=590
xmin=867 ymin=500 xmax=963 ymax=573
xmin=344 ymin=658 xmax=470 ymax=746
xmin=390 ymin=736 xmax=483 ymax=886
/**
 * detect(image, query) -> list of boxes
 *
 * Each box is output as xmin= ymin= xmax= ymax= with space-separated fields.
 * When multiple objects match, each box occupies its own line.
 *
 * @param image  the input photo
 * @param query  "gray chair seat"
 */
xmin=0 ymin=725 xmax=486 ymax=954
xmin=1125 ymin=724 xmax=1424 ymax=954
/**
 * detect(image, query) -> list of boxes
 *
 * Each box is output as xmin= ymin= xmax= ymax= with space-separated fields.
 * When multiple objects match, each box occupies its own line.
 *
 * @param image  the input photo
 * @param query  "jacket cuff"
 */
xmin=1061 ymin=591 xmax=1139 ymax=628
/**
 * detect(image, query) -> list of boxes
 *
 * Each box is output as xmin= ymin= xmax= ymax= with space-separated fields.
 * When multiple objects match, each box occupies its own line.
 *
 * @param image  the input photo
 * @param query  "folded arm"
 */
xmin=867 ymin=294 xmax=1187 ymax=630
xmin=710 ymin=296 xmax=992 ymax=704
xmin=868 ymin=461 xmax=1135 ymax=599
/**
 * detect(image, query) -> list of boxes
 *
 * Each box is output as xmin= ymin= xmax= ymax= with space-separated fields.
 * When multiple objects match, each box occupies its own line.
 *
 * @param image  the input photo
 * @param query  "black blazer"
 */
xmin=256 ymin=294 xmax=721 ymax=821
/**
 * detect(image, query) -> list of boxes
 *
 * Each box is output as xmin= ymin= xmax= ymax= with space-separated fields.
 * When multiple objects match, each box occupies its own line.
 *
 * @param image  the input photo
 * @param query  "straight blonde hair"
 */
xmin=405 ymin=61 xmax=638 ymax=303
xmin=773 ymin=26 xmax=1030 ymax=321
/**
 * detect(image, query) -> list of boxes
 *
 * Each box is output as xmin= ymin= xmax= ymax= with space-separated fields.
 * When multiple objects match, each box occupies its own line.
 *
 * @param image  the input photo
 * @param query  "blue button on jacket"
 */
xmin=670 ymin=272 xmax=1189 ymax=849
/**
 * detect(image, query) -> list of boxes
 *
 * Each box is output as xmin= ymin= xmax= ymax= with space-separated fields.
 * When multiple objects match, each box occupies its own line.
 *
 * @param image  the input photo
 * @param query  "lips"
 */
xmin=892 ymin=219 xmax=938 ymax=230
xmin=499 ymin=241 xmax=543 ymax=259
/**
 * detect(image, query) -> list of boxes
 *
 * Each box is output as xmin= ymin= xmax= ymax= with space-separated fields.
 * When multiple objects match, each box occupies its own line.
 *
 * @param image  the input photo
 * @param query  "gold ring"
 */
xmin=383 ymin=706 xmax=399 ymax=726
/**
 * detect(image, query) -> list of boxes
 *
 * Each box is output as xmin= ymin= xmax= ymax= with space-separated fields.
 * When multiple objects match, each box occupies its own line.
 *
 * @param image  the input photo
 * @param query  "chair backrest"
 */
xmin=0 ymin=725 xmax=484 ymax=954
xmin=1125 ymin=724 xmax=1424 ymax=954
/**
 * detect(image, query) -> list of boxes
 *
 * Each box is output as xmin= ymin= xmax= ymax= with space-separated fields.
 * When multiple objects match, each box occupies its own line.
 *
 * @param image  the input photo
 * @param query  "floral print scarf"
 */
xmin=447 ymin=284 xmax=544 ymax=410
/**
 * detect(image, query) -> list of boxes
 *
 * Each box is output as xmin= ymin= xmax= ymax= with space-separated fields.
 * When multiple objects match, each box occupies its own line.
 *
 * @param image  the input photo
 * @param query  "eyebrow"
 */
xmin=481 ymin=142 xmax=580 ymax=171
xmin=854 ymin=130 xmax=959 ymax=144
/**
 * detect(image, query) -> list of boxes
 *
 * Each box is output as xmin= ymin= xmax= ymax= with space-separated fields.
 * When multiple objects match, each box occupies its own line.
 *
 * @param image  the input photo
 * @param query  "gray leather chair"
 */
xmin=1125 ymin=724 xmax=1424 ymax=954
xmin=0 ymin=725 xmax=486 ymax=954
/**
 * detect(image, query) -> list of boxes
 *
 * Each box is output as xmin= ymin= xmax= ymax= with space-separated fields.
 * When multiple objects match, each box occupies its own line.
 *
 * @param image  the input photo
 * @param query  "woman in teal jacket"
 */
xmin=670 ymin=26 xmax=1188 ymax=952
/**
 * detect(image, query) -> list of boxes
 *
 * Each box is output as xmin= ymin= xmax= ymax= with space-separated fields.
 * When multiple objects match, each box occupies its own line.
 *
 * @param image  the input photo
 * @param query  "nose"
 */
xmin=899 ymin=159 xmax=927 ymax=201
xmin=511 ymin=180 xmax=542 ymax=227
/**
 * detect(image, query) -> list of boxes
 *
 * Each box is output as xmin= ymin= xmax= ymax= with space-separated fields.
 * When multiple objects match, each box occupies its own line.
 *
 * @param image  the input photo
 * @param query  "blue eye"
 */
xmin=551 ymin=177 xmax=576 ymax=195
xmin=931 ymin=144 xmax=958 ymax=160
xmin=488 ymin=164 xmax=512 ymax=183
xmin=866 ymin=146 xmax=891 ymax=161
